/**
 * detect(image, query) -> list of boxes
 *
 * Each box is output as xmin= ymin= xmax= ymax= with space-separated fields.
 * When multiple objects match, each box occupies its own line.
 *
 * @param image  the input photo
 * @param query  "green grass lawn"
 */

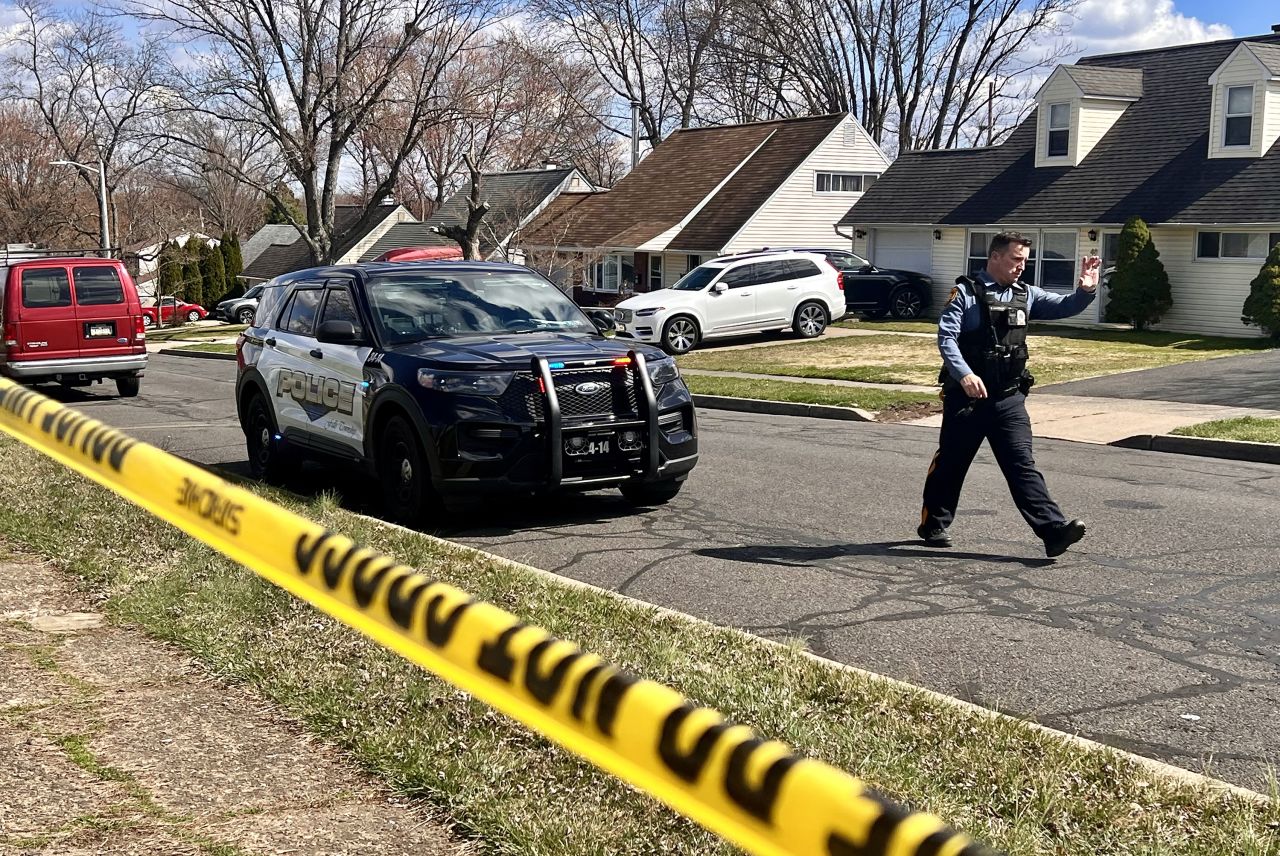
xmin=683 ymin=374 xmax=939 ymax=420
xmin=0 ymin=437 xmax=1277 ymax=855
xmin=833 ymin=318 xmax=938 ymax=334
xmin=680 ymin=328 xmax=1272 ymax=387
xmin=147 ymin=324 xmax=246 ymax=342
xmin=1172 ymin=416 xmax=1280 ymax=443
xmin=169 ymin=343 xmax=237 ymax=354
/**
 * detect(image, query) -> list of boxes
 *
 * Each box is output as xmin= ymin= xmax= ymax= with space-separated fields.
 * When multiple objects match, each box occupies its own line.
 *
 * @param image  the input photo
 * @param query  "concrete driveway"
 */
xmin=1041 ymin=349 xmax=1280 ymax=409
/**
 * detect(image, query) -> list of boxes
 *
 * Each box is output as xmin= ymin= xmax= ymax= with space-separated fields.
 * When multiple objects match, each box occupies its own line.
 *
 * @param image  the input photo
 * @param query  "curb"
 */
xmin=1110 ymin=433 xmax=1280 ymax=465
xmin=158 ymin=347 xmax=235 ymax=361
xmin=691 ymin=394 xmax=873 ymax=422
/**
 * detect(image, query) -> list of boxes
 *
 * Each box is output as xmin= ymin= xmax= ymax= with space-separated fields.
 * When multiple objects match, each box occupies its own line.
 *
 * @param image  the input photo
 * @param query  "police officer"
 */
xmin=918 ymin=231 xmax=1101 ymax=557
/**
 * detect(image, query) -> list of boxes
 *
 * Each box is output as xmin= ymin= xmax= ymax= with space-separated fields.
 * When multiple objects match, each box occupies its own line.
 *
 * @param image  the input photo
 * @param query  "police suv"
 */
xmin=234 ymin=261 xmax=698 ymax=522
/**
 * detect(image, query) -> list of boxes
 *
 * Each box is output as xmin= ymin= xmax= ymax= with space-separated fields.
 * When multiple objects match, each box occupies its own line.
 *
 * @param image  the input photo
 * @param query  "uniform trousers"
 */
xmin=921 ymin=389 xmax=1067 ymax=538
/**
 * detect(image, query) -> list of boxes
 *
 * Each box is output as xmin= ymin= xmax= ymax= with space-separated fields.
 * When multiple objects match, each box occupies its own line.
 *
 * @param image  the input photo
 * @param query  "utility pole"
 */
xmin=51 ymin=159 xmax=111 ymax=256
xmin=631 ymin=101 xmax=640 ymax=170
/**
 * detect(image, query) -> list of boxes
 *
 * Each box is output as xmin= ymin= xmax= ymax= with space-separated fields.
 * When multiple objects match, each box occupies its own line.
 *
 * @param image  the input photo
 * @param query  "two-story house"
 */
xmin=839 ymin=30 xmax=1280 ymax=337
xmin=520 ymin=113 xmax=891 ymax=295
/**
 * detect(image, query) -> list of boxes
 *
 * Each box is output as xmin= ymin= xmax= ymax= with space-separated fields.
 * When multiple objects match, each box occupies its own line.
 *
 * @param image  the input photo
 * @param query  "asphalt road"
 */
xmin=1042 ymin=348 xmax=1280 ymax=409
xmin=44 ymin=354 xmax=1280 ymax=791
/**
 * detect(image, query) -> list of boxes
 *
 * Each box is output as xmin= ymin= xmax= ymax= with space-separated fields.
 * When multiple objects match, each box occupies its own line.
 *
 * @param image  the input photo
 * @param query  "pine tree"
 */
xmin=1105 ymin=215 xmax=1172 ymax=331
xmin=181 ymin=252 xmax=202 ymax=308
xmin=229 ymin=233 xmax=244 ymax=294
xmin=202 ymin=240 xmax=227 ymax=305
xmin=219 ymin=231 xmax=239 ymax=296
xmin=1241 ymin=241 xmax=1280 ymax=338
xmin=263 ymin=182 xmax=305 ymax=225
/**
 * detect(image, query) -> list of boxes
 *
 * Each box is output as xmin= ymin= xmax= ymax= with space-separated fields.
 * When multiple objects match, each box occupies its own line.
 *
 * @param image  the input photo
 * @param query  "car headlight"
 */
xmin=418 ymin=369 xmax=514 ymax=396
xmin=645 ymin=357 xmax=680 ymax=386
xmin=635 ymin=307 xmax=663 ymax=317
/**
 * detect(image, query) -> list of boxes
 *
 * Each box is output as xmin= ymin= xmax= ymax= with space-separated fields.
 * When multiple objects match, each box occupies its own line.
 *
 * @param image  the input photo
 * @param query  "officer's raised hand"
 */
xmin=960 ymin=373 xmax=987 ymax=399
xmin=1078 ymin=255 xmax=1101 ymax=292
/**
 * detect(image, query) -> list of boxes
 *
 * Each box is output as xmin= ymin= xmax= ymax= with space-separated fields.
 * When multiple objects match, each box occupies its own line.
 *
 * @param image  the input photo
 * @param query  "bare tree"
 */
xmin=129 ymin=0 xmax=500 ymax=264
xmin=433 ymin=152 xmax=488 ymax=260
xmin=0 ymin=104 xmax=84 ymax=245
xmin=3 ymin=0 xmax=169 ymax=249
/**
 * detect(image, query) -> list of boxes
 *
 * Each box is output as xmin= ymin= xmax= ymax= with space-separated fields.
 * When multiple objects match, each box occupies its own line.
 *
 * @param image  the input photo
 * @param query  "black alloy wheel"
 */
xmin=661 ymin=316 xmax=699 ymax=355
xmin=237 ymin=306 xmax=256 ymax=324
xmin=793 ymin=301 xmax=828 ymax=338
xmin=889 ymin=285 xmax=925 ymax=319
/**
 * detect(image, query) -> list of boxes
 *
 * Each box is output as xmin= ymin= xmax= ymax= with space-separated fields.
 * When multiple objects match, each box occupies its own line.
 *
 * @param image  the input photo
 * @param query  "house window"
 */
xmin=1047 ymin=103 xmax=1070 ymax=157
xmin=591 ymin=254 xmax=634 ymax=292
xmin=1196 ymin=231 xmax=1280 ymax=259
xmin=815 ymin=172 xmax=879 ymax=193
xmin=1039 ymin=231 xmax=1077 ymax=289
xmin=649 ymin=255 xmax=663 ymax=290
xmin=686 ymin=254 xmax=702 ymax=271
xmin=1224 ymin=85 xmax=1253 ymax=147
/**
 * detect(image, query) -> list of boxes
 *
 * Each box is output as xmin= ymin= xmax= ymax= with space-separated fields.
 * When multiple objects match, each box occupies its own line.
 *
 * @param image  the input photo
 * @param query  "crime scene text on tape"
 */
xmin=0 ymin=378 xmax=996 ymax=856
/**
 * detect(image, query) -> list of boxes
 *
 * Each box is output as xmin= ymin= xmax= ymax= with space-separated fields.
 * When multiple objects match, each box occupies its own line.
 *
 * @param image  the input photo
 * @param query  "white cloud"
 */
xmin=1063 ymin=0 xmax=1233 ymax=60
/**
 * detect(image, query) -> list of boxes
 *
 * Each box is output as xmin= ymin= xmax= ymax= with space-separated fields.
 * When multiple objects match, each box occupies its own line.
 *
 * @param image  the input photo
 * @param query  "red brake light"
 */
xmin=3 ymin=322 xmax=18 ymax=353
xmin=135 ymin=316 xmax=146 ymax=339
xmin=837 ymin=271 xmax=845 ymax=290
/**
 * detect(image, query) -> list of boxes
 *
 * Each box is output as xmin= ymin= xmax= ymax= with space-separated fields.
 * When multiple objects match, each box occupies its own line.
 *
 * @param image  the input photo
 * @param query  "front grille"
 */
xmin=615 ymin=308 xmax=633 ymax=324
xmin=495 ymin=368 xmax=638 ymax=422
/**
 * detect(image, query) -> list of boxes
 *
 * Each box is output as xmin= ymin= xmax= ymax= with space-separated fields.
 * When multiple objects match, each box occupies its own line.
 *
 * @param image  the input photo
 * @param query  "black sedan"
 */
xmin=781 ymin=247 xmax=933 ymax=319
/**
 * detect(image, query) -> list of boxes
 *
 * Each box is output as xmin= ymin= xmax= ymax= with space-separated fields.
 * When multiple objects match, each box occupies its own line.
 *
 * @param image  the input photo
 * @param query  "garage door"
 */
xmin=871 ymin=228 xmax=932 ymax=274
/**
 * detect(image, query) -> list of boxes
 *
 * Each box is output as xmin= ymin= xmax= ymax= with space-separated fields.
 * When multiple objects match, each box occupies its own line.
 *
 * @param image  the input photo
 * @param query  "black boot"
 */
xmin=1043 ymin=519 xmax=1086 ymax=558
xmin=917 ymin=522 xmax=952 ymax=548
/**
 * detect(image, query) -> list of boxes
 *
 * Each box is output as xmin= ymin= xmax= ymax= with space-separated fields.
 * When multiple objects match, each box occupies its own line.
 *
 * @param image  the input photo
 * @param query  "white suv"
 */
xmin=612 ymin=251 xmax=845 ymax=355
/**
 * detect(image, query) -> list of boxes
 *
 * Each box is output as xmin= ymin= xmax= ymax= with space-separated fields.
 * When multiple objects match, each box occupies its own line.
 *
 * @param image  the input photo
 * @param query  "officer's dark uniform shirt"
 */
xmin=938 ymin=270 xmax=1097 ymax=384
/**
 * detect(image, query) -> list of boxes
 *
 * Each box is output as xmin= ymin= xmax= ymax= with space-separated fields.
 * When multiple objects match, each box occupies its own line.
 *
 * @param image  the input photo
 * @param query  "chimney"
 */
xmin=1273 ymin=23 xmax=1280 ymax=33
xmin=542 ymin=160 xmax=558 ymax=170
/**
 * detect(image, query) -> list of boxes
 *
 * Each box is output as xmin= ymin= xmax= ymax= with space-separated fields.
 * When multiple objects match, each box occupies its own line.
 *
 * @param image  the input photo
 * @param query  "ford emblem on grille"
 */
xmin=574 ymin=381 xmax=606 ymax=395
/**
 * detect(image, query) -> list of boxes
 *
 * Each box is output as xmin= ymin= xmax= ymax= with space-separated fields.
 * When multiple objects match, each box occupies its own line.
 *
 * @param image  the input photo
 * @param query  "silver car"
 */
xmin=215 ymin=283 xmax=265 ymax=324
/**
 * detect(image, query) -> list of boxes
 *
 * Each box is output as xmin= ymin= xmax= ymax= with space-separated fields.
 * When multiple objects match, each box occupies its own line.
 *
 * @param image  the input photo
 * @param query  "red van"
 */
xmin=0 ymin=257 xmax=148 ymax=396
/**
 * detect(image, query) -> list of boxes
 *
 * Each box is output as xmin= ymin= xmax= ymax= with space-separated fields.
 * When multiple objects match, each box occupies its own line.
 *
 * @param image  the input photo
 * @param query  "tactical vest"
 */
xmin=943 ymin=276 xmax=1032 ymax=397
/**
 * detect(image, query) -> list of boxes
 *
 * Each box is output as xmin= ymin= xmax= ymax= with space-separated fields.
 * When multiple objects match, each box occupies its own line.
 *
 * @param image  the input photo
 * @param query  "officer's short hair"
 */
xmin=989 ymin=231 xmax=1033 ymax=257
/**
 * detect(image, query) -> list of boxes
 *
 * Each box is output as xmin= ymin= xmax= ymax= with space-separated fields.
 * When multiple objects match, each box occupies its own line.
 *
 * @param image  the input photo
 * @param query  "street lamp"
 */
xmin=51 ymin=159 xmax=111 ymax=256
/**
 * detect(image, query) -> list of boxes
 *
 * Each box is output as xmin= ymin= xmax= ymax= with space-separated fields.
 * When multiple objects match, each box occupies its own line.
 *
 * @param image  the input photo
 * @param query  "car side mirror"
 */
xmin=711 ymin=282 xmax=728 ymax=294
xmin=859 ymin=264 xmax=875 ymax=274
xmin=316 ymin=319 xmax=362 ymax=345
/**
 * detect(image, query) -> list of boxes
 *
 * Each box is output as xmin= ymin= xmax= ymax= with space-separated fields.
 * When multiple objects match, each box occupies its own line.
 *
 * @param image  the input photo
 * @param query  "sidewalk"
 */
xmin=1 ymin=550 xmax=469 ymax=855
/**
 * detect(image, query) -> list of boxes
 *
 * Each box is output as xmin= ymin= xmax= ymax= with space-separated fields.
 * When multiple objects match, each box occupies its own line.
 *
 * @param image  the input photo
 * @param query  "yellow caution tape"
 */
xmin=0 ymin=377 xmax=996 ymax=856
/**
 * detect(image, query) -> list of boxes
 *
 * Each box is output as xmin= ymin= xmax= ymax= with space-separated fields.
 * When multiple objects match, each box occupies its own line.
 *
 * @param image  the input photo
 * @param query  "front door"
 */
xmin=304 ymin=281 xmax=371 ymax=456
xmin=267 ymin=285 xmax=326 ymax=439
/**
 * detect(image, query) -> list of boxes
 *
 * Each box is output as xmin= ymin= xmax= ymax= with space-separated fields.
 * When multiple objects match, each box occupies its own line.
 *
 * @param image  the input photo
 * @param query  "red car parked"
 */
xmin=141 ymin=296 xmax=208 ymax=326
xmin=0 ymin=256 xmax=148 ymax=396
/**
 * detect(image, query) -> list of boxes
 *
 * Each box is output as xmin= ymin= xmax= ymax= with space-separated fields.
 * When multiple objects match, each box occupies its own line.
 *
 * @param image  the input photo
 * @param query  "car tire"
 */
xmin=115 ymin=376 xmax=140 ymax=398
xmin=187 ymin=309 xmax=202 ymax=322
xmin=889 ymin=285 xmax=926 ymax=319
xmin=661 ymin=316 xmax=699 ymax=355
xmin=620 ymin=478 xmax=683 ymax=506
xmin=378 ymin=415 xmax=436 ymax=526
xmin=792 ymin=301 xmax=828 ymax=338
xmin=142 ymin=314 xmax=154 ymax=328
xmin=860 ymin=309 xmax=888 ymax=320
xmin=245 ymin=394 xmax=299 ymax=484
xmin=237 ymin=307 xmax=256 ymax=325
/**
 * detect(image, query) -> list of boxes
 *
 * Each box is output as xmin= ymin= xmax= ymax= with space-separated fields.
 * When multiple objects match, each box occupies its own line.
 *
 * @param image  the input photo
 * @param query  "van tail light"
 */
xmin=3 ymin=322 xmax=18 ymax=353
xmin=135 ymin=315 xmax=146 ymax=341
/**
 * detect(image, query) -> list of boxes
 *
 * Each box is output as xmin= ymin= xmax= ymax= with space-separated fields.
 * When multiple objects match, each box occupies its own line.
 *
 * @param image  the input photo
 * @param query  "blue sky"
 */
xmin=1177 ymin=0 xmax=1274 ymax=37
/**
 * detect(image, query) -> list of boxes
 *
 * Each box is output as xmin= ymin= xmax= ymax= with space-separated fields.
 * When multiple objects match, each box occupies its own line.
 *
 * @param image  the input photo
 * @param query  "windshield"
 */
xmin=670 ymin=265 xmax=722 ymax=291
xmin=244 ymin=285 xmax=263 ymax=299
xmin=366 ymin=270 xmax=593 ymax=344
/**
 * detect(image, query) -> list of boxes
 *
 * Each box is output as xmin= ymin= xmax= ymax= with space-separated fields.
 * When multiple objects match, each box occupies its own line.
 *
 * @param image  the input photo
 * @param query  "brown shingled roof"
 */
xmin=522 ymin=114 xmax=846 ymax=252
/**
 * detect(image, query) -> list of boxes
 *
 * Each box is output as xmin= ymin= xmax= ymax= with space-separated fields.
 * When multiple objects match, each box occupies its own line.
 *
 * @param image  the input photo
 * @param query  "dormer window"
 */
xmin=1224 ymin=85 xmax=1254 ymax=147
xmin=1047 ymin=104 xmax=1070 ymax=156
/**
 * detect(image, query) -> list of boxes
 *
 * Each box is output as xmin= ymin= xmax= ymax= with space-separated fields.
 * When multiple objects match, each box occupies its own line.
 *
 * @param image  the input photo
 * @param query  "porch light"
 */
xmin=933 ymin=229 xmax=943 ymax=240
xmin=1088 ymin=229 xmax=1098 ymax=241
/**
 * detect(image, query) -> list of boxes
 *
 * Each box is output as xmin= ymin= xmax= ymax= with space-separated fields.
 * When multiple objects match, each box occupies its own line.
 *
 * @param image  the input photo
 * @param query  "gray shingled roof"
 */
xmin=241 ymin=204 xmax=399 ymax=281
xmin=358 ymin=222 xmax=456 ymax=262
xmin=1062 ymin=66 xmax=1143 ymax=99
xmin=425 ymin=168 xmax=576 ymax=254
xmin=239 ymin=225 xmax=299 ymax=270
xmin=840 ymin=34 xmax=1280 ymax=228
xmin=1244 ymin=42 xmax=1280 ymax=76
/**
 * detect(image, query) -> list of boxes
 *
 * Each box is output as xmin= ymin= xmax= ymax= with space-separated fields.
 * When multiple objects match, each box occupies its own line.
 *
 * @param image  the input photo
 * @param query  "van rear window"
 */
xmin=21 ymin=268 xmax=72 ymax=308
xmin=73 ymin=266 xmax=126 ymax=305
